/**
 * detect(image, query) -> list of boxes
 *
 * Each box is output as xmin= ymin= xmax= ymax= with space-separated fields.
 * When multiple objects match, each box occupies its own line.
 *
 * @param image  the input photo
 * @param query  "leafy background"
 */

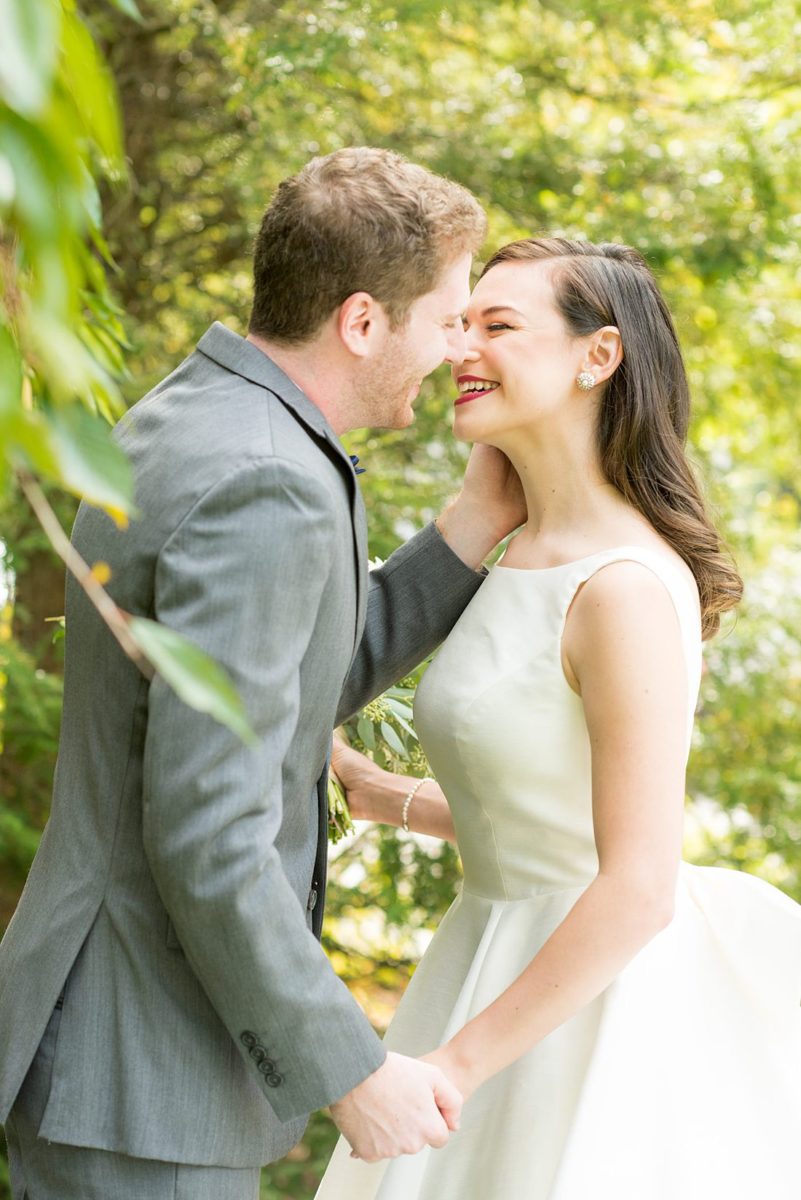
xmin=1 ymin=0 xmax=800 ymax=1195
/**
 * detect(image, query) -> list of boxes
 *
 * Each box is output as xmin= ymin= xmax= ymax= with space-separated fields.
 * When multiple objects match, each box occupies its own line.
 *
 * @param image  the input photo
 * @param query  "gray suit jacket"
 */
xmin=0 ymin=323 xmax=483 ymax=1167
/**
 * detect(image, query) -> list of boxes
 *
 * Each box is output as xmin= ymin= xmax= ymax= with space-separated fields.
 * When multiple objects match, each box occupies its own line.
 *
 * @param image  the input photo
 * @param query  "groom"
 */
xmin=0 ymin=147 xmax=522 ymax=1198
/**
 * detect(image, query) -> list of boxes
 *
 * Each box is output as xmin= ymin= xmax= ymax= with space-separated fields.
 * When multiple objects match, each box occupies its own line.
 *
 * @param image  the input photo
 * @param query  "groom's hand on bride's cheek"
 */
xmin=436 ymin=446 xmax=527 ymax=569
xmin=459 ymin=445 xmax=527 ymax=537
xmin=328 ymin=1050 xmax=463 ymax=1162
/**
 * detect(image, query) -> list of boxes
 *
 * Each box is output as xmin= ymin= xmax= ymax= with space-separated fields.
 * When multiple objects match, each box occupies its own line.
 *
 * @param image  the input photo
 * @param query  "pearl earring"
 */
xmin=576 ymin=370 xmax=596 ymax=391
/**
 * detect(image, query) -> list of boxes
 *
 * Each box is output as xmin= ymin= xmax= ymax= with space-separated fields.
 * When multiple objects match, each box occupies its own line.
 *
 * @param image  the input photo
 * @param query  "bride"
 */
xmin=315 ymin=237 xmax=801 ymax=1199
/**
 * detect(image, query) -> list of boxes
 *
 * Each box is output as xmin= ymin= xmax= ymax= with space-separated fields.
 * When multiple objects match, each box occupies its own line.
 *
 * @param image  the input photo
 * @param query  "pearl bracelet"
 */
xmin=401 ymin=776 xmax=433 ymax=833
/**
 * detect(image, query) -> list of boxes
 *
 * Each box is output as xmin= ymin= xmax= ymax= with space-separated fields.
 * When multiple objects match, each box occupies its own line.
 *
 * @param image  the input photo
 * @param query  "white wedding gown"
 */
xmin=315 ymin=546 xmax=801 ymax=1199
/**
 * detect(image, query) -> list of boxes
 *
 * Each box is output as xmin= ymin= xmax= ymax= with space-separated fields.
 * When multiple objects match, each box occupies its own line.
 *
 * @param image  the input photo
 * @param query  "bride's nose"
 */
xmin=457 ymin=336 xmax=481 ymax=369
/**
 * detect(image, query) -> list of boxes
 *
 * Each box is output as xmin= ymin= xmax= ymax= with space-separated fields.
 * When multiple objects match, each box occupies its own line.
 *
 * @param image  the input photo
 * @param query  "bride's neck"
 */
xmin=492 ymin=426 xmax=631 ymax=545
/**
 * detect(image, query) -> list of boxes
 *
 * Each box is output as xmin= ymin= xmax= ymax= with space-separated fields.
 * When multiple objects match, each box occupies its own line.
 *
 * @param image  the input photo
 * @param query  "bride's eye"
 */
xmin=487 ymin=322 xmax=512 ymax=332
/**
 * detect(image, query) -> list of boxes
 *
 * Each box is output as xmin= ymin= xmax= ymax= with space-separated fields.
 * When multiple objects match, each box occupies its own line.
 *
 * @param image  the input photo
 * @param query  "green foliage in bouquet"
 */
xmin=327 ymin=669 xmax=463 ymax=932
xmin=328 ymin=679 xmax=421 ymax=844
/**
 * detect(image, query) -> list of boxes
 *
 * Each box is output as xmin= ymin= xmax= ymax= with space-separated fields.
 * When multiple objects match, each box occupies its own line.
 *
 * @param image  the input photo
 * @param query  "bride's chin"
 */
xmin=452 ymin=418 xmax=489 ymax=446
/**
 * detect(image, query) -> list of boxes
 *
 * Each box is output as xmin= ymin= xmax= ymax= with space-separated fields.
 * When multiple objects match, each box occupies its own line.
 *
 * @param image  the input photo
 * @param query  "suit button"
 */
xmin=258 ymin=1059 xmax=277 ymax=1075
xmin=240 ymin=1031 xmax=257 ymax=1049
xmin=266 ymin=1073 xmax=283 ymax=1088
xmin=307 ymin=889 xmax=318 ymax=912
xmin=250 ymin=1047 xmax=266 ymax=1064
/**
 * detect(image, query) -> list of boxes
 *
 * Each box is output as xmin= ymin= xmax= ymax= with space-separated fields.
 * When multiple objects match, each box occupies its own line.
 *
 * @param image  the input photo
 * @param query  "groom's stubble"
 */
xmin=350 ymin=253 xmax=472 ymax=431
xmin=353 ymin=325 xmax=430 ymax=430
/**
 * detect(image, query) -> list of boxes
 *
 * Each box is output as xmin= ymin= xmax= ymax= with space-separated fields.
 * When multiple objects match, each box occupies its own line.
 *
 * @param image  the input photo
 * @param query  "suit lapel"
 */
xmin=349 ymin=487 xmax=368 ymax=658
xmin=197 ymin=323 xmax=367 ymax=650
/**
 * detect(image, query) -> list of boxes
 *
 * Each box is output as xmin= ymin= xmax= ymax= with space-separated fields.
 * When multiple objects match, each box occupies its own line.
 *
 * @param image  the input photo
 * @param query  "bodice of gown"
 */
xmin=413 ymin=545 xmax=703 ymax=901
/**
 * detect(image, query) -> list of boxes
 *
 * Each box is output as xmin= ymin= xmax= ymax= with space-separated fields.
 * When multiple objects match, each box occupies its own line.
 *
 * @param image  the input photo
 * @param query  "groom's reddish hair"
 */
xmin=249 ymin=147 xmax=486 ymax=343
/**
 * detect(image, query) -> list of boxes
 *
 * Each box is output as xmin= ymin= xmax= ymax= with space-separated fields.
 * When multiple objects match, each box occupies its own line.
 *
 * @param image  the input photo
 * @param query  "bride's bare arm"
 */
xmin=424 ymin=562 xmax=688 ymax=1097
xmin=331 ymin=737 xmax=457 ymax=843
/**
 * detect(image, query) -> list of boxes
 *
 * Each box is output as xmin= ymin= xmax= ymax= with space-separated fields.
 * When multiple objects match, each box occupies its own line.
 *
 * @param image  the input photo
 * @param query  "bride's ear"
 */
xmin=585 ymin=326 xmax=623 ymax=384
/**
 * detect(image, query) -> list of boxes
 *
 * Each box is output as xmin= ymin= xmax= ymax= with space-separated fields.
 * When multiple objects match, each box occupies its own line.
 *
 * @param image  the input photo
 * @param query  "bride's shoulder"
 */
xmin=563 ymin=560 xmax=692 ymax=696
xmin=572 ymin=555 xmax=683 ymax=617
xmin=580 ymin=536 xmax=698 ymax=610
xmin=567 ymin=547 xmax=696 ymax=650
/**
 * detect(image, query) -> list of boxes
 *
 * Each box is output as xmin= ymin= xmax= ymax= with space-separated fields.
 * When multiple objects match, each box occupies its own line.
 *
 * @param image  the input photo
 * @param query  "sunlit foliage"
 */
xmin=1 ymin=2 xmax=800 ymax=1194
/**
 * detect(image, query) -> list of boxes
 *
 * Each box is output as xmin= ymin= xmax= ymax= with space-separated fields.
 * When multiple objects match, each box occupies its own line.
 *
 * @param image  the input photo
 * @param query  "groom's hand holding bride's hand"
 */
xmin=329 ymin=1051 xmax=463 ymax=1162
xmin=421 ymin=1044 xmax=479 ymax=1104
xmin=436 ymin=445 xmax=527 ymax=571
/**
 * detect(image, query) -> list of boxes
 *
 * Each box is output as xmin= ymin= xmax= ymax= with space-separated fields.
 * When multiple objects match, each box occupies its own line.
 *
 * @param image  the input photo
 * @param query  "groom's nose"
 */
xmin=443 ymin=321 xmax=468 ymax=365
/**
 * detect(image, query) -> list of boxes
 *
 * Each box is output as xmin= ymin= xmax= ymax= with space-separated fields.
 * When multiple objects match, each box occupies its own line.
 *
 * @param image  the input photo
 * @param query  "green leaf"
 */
xmin=24 ymin=308 xmax=124 ymax=402
xmin=41 ymin=406 xmax=135 ymax=515
xmin=0 ymin=0 xmax=61 ymax=116
xmin=0 ymin=117 xmax=64 ymax=238
xmin=380 ymin=720 xmax=407 ymax=759
xmin=79 ymin=323 xmax=126 ymax=376
xmin=59 ymin=8 xmax=123 ymax=163
xmin=390 ymin=711 xmax=417 ymax=739
xmin=0 ymin=325 xmax=22 ymax=415
xmin=107 ymin=0 xmax=142 ymax=18
xmin=357 ymin=716 xmax=375 ymax=751
xmin=384 ymin=698 xmax=417 ymax=738
xmin=127 ymin=617 xmax=257 ymax=747
xmin=0 ymin=150 xmax=15 ymax=207
xmin=2 ymin=408 xmax=60 ymax=476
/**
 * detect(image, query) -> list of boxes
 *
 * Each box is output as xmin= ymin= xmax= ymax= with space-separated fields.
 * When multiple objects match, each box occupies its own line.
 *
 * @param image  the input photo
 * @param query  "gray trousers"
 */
xmin=5 ymin=1004 xmax=261 ymax=1200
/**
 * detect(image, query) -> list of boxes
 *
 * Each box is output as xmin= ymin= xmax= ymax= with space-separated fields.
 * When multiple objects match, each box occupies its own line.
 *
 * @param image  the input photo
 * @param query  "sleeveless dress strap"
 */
xmin=558 ymin=545 xmax=703 ymax=743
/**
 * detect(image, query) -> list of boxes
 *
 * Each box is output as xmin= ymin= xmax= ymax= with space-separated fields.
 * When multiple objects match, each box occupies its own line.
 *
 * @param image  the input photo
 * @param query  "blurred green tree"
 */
xmin=1 ymin=1 xmax=800 ymax=1196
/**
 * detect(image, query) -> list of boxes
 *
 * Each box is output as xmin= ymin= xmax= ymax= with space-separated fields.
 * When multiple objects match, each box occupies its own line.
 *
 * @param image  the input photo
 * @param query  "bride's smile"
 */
xmin=451 ymin=259 xmax=618 ymax=458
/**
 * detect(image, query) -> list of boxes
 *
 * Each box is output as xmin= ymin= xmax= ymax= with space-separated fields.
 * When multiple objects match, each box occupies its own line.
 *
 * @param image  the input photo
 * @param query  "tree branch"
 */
xmin=16 ymin=472 xmax=153 ymax=678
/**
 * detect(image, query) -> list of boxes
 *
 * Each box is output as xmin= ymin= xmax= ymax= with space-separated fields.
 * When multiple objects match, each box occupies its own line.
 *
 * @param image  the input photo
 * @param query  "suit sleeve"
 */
xmin=142 ymin=457 xmax=385 ymax=1121
xmin=337 ymin=521 xmax=485 ymax=724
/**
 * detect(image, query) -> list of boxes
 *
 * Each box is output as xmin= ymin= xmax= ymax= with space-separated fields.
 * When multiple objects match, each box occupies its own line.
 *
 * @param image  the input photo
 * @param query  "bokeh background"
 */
xmin=2 ymin=1 xmax=800 ymax=1195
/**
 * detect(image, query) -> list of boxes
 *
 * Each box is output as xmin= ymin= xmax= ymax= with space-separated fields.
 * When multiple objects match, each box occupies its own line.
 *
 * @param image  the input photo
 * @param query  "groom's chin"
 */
xmin=389 ymin=403 xmax=416 ymax=430
xmin=371 ymin=407 xmax=415 ymax=432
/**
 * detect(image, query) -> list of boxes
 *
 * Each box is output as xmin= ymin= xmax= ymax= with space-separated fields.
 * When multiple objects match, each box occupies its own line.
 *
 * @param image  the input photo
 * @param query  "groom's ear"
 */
xmin=337 ymin=291 xmax=386 ymax=358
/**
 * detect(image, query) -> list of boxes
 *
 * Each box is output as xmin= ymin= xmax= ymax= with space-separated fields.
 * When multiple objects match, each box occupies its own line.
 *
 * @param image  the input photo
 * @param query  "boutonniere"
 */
xmin=349 ymin=455 xmax=366 ymax=475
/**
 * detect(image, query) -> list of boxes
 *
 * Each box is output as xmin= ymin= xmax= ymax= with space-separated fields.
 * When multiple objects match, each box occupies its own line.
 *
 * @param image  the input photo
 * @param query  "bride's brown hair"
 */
xmin=481 ymin=238 xmax=742 ymax=638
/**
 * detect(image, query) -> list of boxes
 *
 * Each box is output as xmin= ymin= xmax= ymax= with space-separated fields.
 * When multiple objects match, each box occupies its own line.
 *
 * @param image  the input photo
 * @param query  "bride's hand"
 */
xmin=421 ymin=1044 xmax=478 ymax=1103
xmin=331 ymin=733 xmax=381 ymax=822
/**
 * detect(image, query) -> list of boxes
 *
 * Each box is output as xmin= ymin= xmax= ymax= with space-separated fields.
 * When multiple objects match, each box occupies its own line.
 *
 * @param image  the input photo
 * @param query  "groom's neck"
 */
xmin=246 ymin=330 xmax=350 ymax=436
